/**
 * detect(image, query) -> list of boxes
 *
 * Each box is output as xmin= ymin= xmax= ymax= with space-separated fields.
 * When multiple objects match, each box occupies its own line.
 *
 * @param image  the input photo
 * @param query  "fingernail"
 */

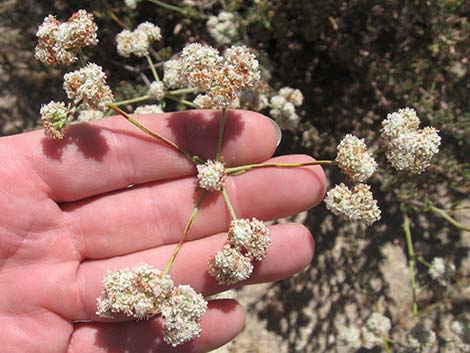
xmin=271 ymin=118 xmax=282 ymax=147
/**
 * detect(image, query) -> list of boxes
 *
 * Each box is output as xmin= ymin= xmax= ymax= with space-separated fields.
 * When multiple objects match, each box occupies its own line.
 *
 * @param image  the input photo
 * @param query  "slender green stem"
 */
xmin=429 ymin=205 xmax=470 ymax=232
xmin=216 ymin=108 xmax=227 ymax=161
xmin=165 ymin=95 xmax=198 ymax=108
xmin=403 ymin=214 xmax=419 ymax=321
xmin=167 ymin=87 xmax=198 ymax=95
xmin=113 ymin=95 xmax=150 ymax=106
xmin=145 ymin=54 xmax=160 ymax=82
xmin=222 ymin=188 xmax=237 ymax=220
xmin=384 ymin=337 xmax=392 ymax=353
xmin=77 ymin=48 xmax=87 ymax=66
xmin=146 ymin=0 xmax=187 ymax=15
xmin=226 ymin=160 xmax=336 ymax=175
xmin=108 ymin=104 xmax=202 ymax=164
xmin=164 ymin=191 xmax=206 ymax=274
xmin=417 ymin=256 xmax=432 ymax=268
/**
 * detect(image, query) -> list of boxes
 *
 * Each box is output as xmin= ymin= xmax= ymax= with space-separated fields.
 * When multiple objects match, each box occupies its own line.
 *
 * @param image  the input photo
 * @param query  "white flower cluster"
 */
xmin=96 ymin=264 xmax=207 ymax=346
xmin=35 ymin=10 xmax=98 ymax=65
xmin=181 ymin=43 xmax=260 ymax=108
xmin=161 ymin=285 xmax=208 ymax=347
xmin=336 ymin=134 xmax=377 ymax=182
xmin=407 ymin=323 xmax=436 ymax=349
xmin=324 ymin=183 xmax=381 ymax=225
xmin=134 ymin=104 xmax=164 ymax=115
xmin=116 ymin=22 xmax=162 ymax=57
xmin=40 ymin=101 xmax=69 ymax=139
xmin=207 ymin=11 xmax=239 ymax=45
xmin=450 ymin=320 xmax=470 ymax=352
xmin=381 ymin=108 xmax=441 ymax=174
xmin=209 ymin=218 xmax=270 ymax=285
xmin=196 ymin=160 xmax=226 ymax=191
xmin=163 ymin=59 xmax=186 ymax=89
xmin=125 ymin=0 xmax=141 ymax=9
xmin=148 ymin=81 xmax=166 ymax=101
xmin=338 ymin=312 xmax=391 ymax=350
xmin=63 ymin=63 xmax=114 ymax=111
xmin=428 ymin=257 xmax=455 ymax=286
xmin=269 ymin=87 xmax=304 ymax=131
xmin=77 ymin=109 xmax=104 ymax=122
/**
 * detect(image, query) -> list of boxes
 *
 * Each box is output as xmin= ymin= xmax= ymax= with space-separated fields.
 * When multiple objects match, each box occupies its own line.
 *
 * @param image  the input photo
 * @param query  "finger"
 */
xmin=76 ymin=223 xmax=314 ymax=321
xmin=70 ymin=300 xmax=245 ymax=353
xmin=11 ymin=110 xmax=277 ymax=202
xmin=65 ymin=155 xmax=325 ymax=260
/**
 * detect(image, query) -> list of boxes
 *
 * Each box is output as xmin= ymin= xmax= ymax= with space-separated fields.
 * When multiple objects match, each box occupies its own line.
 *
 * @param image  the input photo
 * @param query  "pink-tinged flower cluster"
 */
xmin=336 ymin=134 xmax=377 ymax=183
xmin=116 ymin=22 xmax=161 ymax=57
xmin=181 ymin=43 xmax=260 ymax=109
xmin=209 ymin=218 xmax=270 ymax=285
xmin=34 ymin=10 xmax=98 ymax=65
xmin=40 ymin=101 xmax=70 ymax=139
xmin=63 ymin=63 xmax=114 ymax=110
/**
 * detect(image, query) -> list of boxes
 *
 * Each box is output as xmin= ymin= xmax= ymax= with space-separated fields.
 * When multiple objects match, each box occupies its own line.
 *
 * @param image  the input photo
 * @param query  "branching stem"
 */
xmin=226 ymin=160 xmax=336 ymax=175
xmin=113 ymin=95 xmax=150 ymax=106
xmin=145 ymin=54 xmax=160 ymax=82
xmin=108 ymin=104 xmax=202 ymax=164
xmin=222 ymin=188 xmax=237 ymax=220
xmin=164 ymin=191 xmax=206 ymax=274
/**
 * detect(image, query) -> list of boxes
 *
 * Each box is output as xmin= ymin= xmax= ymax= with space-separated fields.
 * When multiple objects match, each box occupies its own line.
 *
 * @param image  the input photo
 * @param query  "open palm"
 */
xmin=0 ymin=110 xmax=325 ymax=353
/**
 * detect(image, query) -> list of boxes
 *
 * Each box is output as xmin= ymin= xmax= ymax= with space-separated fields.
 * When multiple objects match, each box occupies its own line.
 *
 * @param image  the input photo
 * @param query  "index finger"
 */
xmin=6 ymin=110 xmax=279 ymax=202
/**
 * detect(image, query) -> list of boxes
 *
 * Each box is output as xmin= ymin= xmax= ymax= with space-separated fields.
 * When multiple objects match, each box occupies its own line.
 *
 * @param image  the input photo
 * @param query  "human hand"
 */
xmin=0 ymin=110 xmax=325 ymax=353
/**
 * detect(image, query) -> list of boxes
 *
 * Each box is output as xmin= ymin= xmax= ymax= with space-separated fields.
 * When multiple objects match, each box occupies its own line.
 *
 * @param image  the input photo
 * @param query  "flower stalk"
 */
xmin=215 ymin=108 xmax=227 ymax=161
xmin=403 ymin=214 xmax=419 ymax=321
xmin=164 ymin=191 xmax=206 ymax=274
xmin=222 ymin=188 xmax=237 ymax=220
xmin=108 ymin=104 xmax=202 ymax=164
xmin=226 ymin=160 xmax=336 ymax=175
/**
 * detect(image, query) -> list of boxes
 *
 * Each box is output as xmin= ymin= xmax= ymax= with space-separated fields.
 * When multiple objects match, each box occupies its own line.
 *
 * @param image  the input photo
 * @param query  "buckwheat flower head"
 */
xmin=336 ymin=134 xmax=377 ymax=182
xmin=40 ymin=101 xmax=69 ymax=139
xmin=63 ymin=63 xmax=114 ymax=110
xmin=386 ymin=127 xmax=441 ymax=174
xmin=279 ymin=87 xmax=304 ymax=107
xmin=77 ymin=109 xmax=104 ymax=122
xmin=136 ymin=22 xmax=162 ymax=41
xmin=209 ymin=245 xmax=254 ymax=285
xmin=325 ymin=183 xmax=381 ymax=226
xmin=223 ymin=45 xmax=261 ymax=89
xmin=361 ymin=327 xmax=383 ymax=349
xmin=148 ymin=81 xmax=166 ymax=101
xmin=163 ymin=59 xmax=186 ymax=89
xmin=408 ymin=323 xmax=436 ymax=348
xmin=207 ymin=11 xmax=239 ymax=45
xmin=270 ymin=95 xmax=301 ymax=131
xmin=134 ymin=104 xmax=164 ymax=114
xmin=197 ymin=160 xmax=226 ymax=191
xmin=125 ymin=0 xmax=141 ymax=9
xmin=161 ymin=285 xmax=207 ymax=347
xmin=381 ymin=107 xmax=420 ymax=140
xmin=35 ymin=15 xmax=75 ymax=65
xmin=181 ymin=43 xmax=260 ymax=108
xmin=338 ymin=326 xmax=362 ymax=349
xmin=228 ymin=218 xmax=271 ymax=261
xmin=34 ymin=11 xmax=98 ymax=66
xmin=181 ymin=43 xmax=223 ymax=91
xmin=365 ymin=312 xmax=391 ymax=336
xmin=96 ymin=264 xmax=174 ymax=320
xmin=428 ymin=257 xmax=455 ymax=286
xmin=116 ymin=22 xmax=161 ymax=58
xmin=57 ymin=10 xmax=98 ymax=49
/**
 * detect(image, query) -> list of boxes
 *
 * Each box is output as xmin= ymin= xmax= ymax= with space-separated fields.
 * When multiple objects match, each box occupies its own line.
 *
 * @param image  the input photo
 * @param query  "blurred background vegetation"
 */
xmin=1 ymin=0 xmax=469 ymax=352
